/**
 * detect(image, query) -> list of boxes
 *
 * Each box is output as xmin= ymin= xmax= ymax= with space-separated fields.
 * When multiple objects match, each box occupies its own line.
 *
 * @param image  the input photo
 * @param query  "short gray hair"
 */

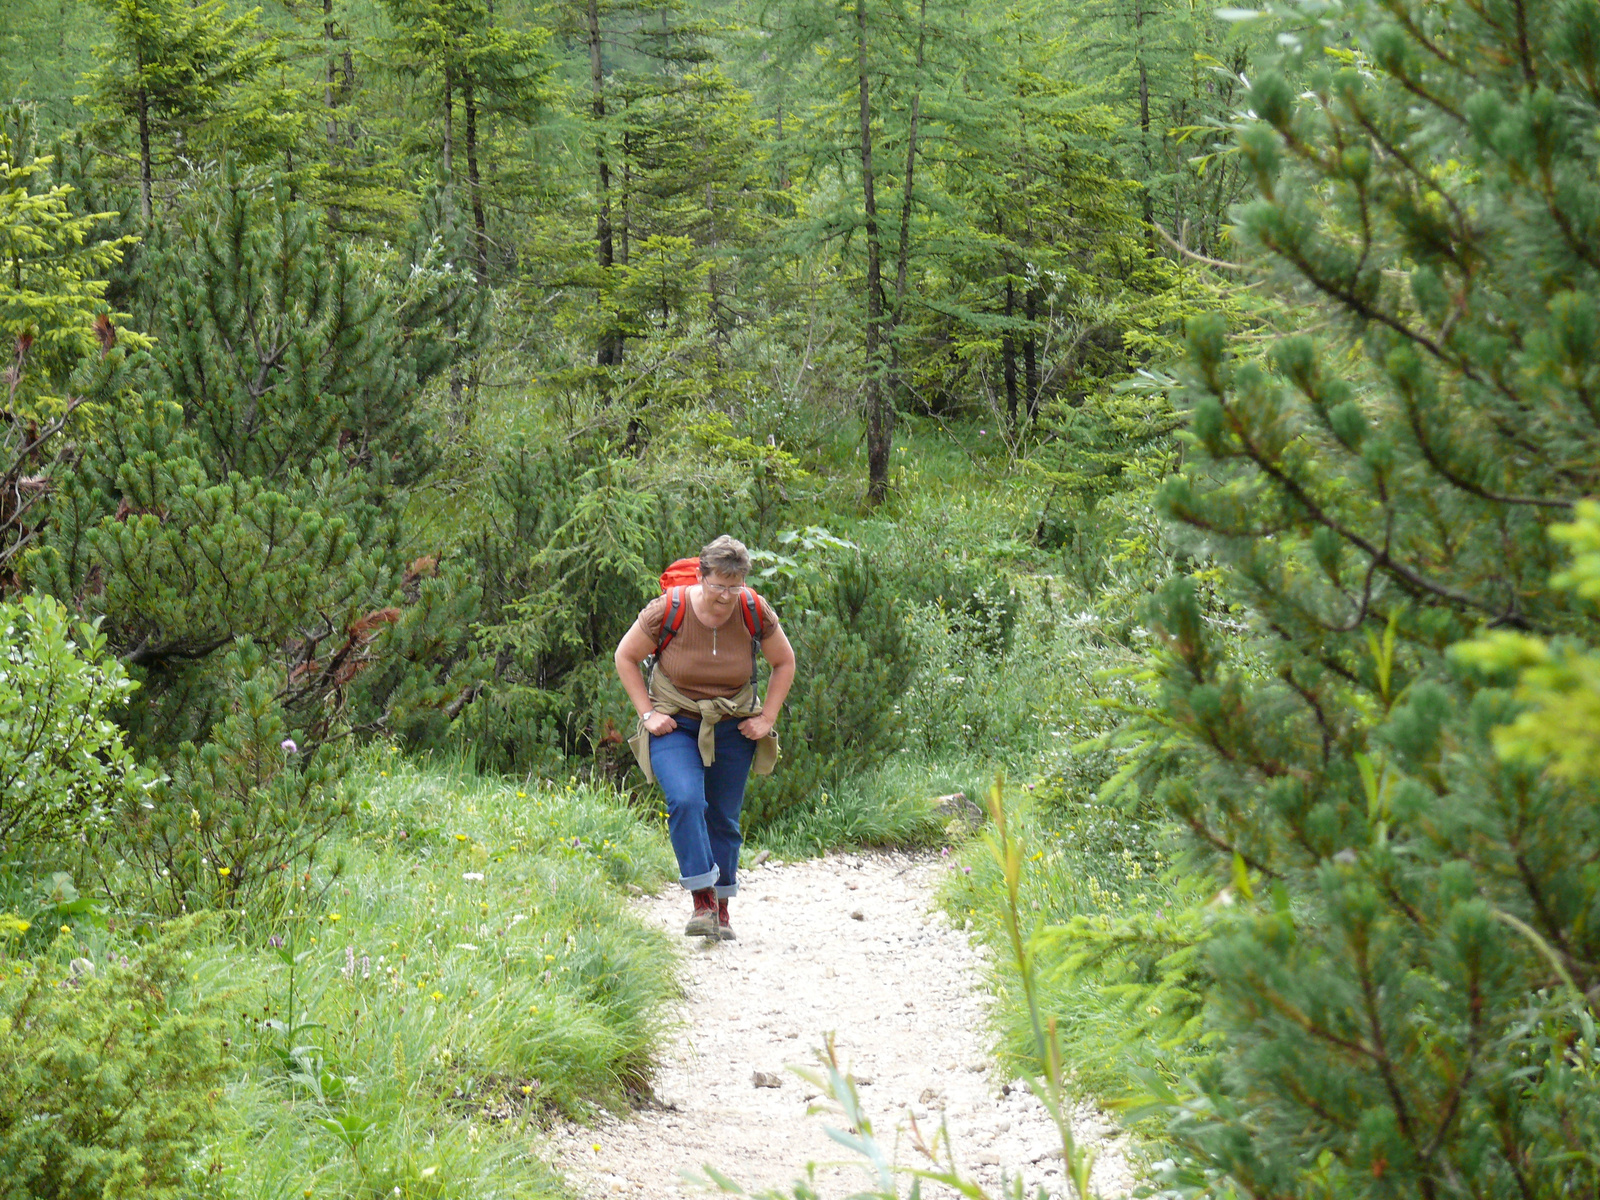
xmin=699 ymin=535 xmax=750 ymax=579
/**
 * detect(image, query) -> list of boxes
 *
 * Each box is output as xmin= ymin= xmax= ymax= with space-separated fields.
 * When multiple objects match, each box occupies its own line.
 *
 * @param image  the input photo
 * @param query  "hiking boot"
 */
xmin=684 ymin=889 xmax=720 ymax=939
xmin=717 ymin=897 xmax=736 ymax=941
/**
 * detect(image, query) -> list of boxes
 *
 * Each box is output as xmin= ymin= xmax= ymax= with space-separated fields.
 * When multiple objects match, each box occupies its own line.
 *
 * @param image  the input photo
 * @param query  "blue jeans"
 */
xmin=649 ymin=715 xmax=757 ymax=898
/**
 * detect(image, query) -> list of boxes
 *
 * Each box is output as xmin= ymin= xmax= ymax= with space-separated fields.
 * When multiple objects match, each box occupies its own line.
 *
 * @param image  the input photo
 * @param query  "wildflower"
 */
xmin=455 ymin=834 xmax=468 ymax=842
xmin=521 ymin=1085 xmax=532 ymax=1095
xmin=343 ymin=947 xmax=356 ymax=979
xmin=431 ymin=991 xmax=444 ymax=1001
xmin=940 ymin=847 xmax=950 ymax=857
xmin=328 ymin=913 xmax=341 ymax=922
xmin=267 ymin=935 xmax=284 ymax=949
xmin=544 ymin=954 xmax=555 ymax=962
xmin=516 ymin=791 xmax=526 ymax=799
xmin=962 ymin=866 xmax=972 ymax=875
xmin=217 ymin=866 xmax=231 ymax=877
xmin=281 ymin=738 xmax=299 ymax=754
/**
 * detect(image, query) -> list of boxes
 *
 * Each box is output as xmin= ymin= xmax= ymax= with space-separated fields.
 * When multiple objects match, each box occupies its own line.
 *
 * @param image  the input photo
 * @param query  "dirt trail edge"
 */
xmin=548 ymin=850 xmax=1134 ymax=1199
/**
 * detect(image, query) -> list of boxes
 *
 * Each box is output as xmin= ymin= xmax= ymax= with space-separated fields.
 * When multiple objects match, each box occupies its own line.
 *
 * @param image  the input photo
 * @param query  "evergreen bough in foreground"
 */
xmin=1139 ymin=0 xmax=1600 ymax=1194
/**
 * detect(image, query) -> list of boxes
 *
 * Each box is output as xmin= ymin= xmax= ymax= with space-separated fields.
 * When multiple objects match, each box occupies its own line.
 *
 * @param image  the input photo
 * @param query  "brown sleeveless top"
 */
xmin=636 ymin=590 xmax=781 ymax=701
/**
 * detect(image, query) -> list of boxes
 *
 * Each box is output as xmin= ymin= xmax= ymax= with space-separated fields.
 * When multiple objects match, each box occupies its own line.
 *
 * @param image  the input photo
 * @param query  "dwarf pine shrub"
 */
xmin=118 ymin=642 xmax=352 ymax=916
xmin=1127 ymin=0 xmax=1600 ymax=1192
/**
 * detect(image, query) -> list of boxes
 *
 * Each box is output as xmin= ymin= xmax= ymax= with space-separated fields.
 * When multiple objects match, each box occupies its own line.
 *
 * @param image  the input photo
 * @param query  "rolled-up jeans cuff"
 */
xmin=715 ymin=882 xmax=739 ymax=899
xmin=679 ymin=867 xmax=719 ymax=891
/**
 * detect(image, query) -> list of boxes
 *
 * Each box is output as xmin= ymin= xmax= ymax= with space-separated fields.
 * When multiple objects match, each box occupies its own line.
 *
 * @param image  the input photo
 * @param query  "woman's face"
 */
xmin=700 ymin=572 xmax=744 ymax=614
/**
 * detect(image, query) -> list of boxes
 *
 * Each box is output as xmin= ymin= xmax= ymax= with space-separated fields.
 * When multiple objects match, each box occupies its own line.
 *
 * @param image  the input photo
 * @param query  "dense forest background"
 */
xmin=4 ymin=0 xmax=1600 ymax=1195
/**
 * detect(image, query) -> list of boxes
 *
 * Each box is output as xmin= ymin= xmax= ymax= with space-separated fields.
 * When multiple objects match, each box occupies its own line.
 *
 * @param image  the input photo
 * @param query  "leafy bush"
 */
xmin=0 ymin=593 xmax=151 ymax=853
xmin=116 ymin=641 xmax=352 ymax=916
xmin=0 ymin=917 xmax=229 ymax=1200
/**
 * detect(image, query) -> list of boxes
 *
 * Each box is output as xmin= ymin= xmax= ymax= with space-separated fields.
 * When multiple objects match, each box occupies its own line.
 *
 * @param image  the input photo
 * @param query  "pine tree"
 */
xmin=761 ymin=0 xmax=970 ymax=500
xmin=1135 ymin=0 xmax=1600 ymax=1194
xmin=0 ymin=121 xmax=140 ymax=589
xmin=29 ymin=168 xmax=484 ymax=763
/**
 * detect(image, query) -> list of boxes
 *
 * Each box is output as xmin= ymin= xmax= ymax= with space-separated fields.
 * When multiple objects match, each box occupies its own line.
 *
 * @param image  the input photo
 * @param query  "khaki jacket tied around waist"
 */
xmin=626 ymin=669 xmax=780 ymax=785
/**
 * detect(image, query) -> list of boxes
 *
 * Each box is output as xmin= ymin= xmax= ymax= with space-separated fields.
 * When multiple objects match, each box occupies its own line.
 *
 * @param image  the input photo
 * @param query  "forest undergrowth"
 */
xmin=8 ymin=0 xmax=1600 ymax=1194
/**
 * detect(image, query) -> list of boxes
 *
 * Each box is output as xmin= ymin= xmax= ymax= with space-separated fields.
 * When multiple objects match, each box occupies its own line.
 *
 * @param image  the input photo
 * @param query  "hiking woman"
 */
xmin=614 ymin=535 xmax=796 ymax=941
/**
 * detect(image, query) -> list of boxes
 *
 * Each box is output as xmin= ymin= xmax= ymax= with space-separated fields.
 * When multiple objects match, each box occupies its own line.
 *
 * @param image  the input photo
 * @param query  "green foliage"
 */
xmin=944 ymin=764 xmax=1205 ymax=1099
xmin=0 ymin=593 xmax=151 ymax=854
xmin=467 ymin=432 xmax=785 ymax=772
xmin=744 ymin=554 xmax=915 ymax=828
xmin=0 ymin=916 xmax=229 ymax=1200
xmin=468 ymin=442 xmax=670 ymax=772
xmin=117 ymin=641 xmax=353 ymax=917
xmin=81 ymin=0 xmax=273 ymax=214
xmin=0 ymin=125 xmax=138 ymax=415
xmin=1455 ymin=500 xmax=1600 ymax=782
xmin=0 ymin=124 xmax=143 ymax=588
xmin=30 ymin=168 xmax=483 ymax=764
xmin=1119 ymin=0 xmax=1600 ymax=1193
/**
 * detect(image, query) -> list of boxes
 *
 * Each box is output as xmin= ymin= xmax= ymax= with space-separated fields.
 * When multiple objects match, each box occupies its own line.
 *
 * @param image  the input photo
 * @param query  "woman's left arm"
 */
xmin=739 ymin=627 xmax=796 ymax=740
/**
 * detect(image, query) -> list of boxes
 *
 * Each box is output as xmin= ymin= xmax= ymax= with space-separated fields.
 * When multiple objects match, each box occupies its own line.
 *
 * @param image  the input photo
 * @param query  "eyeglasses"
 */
xmin=702 ymin=580 xmax=743 ymax=597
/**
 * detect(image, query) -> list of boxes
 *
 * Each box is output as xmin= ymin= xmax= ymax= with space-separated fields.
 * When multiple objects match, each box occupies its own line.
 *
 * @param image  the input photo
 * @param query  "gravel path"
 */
xmin=547 ymin=851 xmax=1134 ymax=1199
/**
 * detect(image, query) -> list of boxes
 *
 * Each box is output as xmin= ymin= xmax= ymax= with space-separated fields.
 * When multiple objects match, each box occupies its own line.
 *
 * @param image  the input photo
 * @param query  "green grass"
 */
xmin=119 ymin=757 xmax=676 ymax=1199
xmin=748 ymin=752 xmax=953 ymax=858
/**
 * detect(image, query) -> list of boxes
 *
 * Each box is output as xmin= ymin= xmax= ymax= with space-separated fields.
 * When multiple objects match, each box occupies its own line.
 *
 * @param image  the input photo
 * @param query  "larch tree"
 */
xmin=82 ymin=0 xmax=273 ymax=220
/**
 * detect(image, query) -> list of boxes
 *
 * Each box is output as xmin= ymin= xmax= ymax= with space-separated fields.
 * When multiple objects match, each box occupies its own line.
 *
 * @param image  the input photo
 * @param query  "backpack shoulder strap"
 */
xmin=656 ymin=586 xmax=688 ymax=656
xmin=737 ymin=587 xmax=764 ymax=639
xmin=739 ymin=587 xmax=764 ymax=688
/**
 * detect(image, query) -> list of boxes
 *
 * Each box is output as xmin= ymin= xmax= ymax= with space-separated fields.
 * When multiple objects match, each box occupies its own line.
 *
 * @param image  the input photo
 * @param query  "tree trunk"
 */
xmin=1135 ymin=0 xmax=1155 ymax=241
xmin=324 ymin=0 xmax=342 ymax=229
xmin=136 ymin=72 xmax=152 ymax=222
xmin=442 ymin=64 xmax=455 ymax=178
xmin=588 ymin=0 xmax=621 ymax=369
xmin=858 ymin=0 xmax=889 ymax=505
xmin=889 ymin=0 xmax=925 ymax=417
xmin=620 ymin=121 xmax=632 ymax=267
xmin=1024 ymin=284 xmax=1041 ymax=421
xmin=1003 ymin=274 xmax=1018 ymax=428
xmin=465 ymin=81 xmax=488 ymax=282
xmin=775 ymin=102 xmax=790 ymax=192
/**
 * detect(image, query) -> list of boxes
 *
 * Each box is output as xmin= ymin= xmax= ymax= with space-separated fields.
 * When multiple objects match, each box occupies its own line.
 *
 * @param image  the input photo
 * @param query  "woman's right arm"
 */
xmin=614 ymin=622 xmax=677 ymax=735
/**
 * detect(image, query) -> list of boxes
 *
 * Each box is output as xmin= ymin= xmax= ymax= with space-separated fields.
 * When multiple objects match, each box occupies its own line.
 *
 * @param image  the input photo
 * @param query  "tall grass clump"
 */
xmin=5 ymin=755 xmax=679 ymax=1200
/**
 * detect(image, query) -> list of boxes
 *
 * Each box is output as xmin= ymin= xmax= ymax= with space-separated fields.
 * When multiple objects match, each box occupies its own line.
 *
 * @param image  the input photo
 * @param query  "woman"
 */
xmin=614 ymin=535 xmax=796 ymax=940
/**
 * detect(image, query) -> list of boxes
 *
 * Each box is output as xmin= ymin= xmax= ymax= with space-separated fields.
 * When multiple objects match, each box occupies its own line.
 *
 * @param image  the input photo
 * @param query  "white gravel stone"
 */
xmin=551 ymin=851 xmax=1136 ymax=1199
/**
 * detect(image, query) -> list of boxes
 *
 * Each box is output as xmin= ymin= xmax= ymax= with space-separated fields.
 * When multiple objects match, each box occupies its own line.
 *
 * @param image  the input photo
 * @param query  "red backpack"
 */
xmin=653 ymin=557 xmax=765 ymax=685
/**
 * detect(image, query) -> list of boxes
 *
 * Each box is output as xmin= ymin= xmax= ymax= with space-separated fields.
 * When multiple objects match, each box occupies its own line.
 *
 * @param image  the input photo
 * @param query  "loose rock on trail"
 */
xmin=548 ymin=851 xmax=1134 ymax=1199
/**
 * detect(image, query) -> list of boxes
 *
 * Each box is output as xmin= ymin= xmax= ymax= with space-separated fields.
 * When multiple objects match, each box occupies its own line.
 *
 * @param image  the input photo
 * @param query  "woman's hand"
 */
xmin=643 ymin=711 xmax=677 ymax=736
xmin=738 ymin=713 xmax=775 ymax=740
